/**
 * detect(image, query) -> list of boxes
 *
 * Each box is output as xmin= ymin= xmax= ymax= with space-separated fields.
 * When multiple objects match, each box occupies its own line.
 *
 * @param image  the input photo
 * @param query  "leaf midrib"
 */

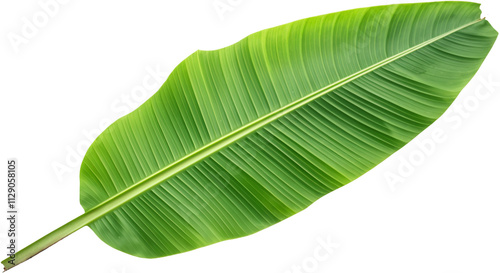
xmin=3 ymin=18 xmax=483 ymax=271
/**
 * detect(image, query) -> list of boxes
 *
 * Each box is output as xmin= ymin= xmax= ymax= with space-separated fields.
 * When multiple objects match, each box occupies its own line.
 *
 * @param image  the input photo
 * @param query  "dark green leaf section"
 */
xmin=80 ymin=2 xmax=497 ymax=257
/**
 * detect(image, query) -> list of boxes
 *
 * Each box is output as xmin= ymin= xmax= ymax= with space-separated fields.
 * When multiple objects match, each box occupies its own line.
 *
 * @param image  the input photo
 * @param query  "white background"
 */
xmin=1 ymin=0 xmax=499 ymax=272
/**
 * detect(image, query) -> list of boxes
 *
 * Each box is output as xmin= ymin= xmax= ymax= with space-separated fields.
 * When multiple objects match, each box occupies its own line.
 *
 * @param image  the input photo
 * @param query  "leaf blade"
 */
xmin=80 ymin=2 xmax=497 ymax=258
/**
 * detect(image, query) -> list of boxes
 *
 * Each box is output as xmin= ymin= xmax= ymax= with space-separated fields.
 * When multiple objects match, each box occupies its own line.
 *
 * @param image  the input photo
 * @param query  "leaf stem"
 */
xmin=2 ymin=212 xmax=87 ymax=271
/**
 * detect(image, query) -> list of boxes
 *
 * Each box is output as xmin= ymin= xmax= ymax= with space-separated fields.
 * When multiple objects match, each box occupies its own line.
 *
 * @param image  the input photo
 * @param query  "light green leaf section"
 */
xmin=3 ymin=1 xmax=497 ymax=270
xmin=79 ymin=1 xmax=496 ymax=257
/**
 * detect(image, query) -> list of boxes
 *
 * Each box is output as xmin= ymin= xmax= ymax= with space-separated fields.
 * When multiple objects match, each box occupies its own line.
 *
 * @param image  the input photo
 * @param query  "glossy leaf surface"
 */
xmin=78 ymin=2 xmax=497 ymax=258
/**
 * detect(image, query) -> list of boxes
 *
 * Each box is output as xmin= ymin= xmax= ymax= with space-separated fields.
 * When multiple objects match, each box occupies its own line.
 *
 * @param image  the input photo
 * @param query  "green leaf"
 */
xmin=3 ymin=1 xmax=497 ymax=270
